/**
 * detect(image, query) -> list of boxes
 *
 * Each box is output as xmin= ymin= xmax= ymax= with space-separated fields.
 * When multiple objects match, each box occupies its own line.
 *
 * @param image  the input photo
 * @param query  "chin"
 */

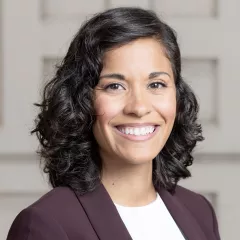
xmin=120 ymin=150 xmax=159 ymax=165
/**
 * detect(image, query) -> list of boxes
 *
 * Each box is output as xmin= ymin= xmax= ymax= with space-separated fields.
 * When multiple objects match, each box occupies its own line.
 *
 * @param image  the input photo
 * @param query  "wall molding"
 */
xmin=193 ymin=153 xmax=240 ymax=162
xmin=0 ymin=191 xmax=46 ymax=197
xmin=0 ymin=153 xmax=239 ymax=162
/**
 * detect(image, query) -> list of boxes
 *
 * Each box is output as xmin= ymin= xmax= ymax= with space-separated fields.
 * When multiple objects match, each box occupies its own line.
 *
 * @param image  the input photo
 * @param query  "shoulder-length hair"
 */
xmin=32 ymin=7 xmax=204 ymax=194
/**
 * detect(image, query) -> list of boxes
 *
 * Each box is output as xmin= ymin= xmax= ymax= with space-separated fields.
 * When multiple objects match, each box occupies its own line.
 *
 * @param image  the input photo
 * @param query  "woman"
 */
xmin=7 ymin=7 xmax=221 ymax=240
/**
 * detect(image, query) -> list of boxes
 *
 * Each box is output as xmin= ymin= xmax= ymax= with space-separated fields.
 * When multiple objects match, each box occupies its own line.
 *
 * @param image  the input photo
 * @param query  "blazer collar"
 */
xmin=75 ymin=183 xmax=208 ymax=240
xmin=158 ymin=186 xmax=208 ymax=240
xmin=75 ymin=183 xmax=132 ymax=240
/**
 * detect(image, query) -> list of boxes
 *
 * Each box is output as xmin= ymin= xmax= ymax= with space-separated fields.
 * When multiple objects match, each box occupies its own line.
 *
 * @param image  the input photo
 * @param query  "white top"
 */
xmin=114 ymin=193 xmax=185 ymax=240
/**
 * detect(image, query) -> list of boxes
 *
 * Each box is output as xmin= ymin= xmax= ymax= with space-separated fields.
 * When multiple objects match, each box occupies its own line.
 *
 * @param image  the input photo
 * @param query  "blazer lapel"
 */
xmin=75 ymin=183 xmax=209 ymax=240
xmin=158 ymin=186 xmax=208 ymax=240
xmin=75 ymin=183 xmax=132 ymax=240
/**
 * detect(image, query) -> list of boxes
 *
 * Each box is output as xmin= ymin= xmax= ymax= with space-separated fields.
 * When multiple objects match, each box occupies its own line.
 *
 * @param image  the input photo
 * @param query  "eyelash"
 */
xmin=148 ymin=82 xmax=167 ymax=89
xmin=104 ymin=81 xmax=167 ymax=90
xmin=104 ymin=83 xmax=125 ymax=90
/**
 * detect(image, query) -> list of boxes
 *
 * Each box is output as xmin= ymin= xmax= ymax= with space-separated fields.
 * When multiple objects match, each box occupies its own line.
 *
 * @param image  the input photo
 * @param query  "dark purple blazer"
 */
xmin=7 ymin=183 xmax=221 ymax=240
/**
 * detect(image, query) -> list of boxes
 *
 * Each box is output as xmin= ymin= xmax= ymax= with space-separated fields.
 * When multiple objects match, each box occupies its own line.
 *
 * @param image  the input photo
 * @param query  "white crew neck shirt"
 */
xmin=114 ymin=193 xmax=185 ymax=240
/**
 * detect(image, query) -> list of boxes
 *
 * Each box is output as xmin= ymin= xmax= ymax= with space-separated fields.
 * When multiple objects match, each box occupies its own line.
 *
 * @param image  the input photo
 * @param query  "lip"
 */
xmin=114 ymin=125 xmax=160 ymax=142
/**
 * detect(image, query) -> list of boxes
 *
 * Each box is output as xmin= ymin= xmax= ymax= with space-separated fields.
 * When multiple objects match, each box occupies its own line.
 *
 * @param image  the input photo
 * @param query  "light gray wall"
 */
xmin=0 ymin=0 xmax=240 ymax=239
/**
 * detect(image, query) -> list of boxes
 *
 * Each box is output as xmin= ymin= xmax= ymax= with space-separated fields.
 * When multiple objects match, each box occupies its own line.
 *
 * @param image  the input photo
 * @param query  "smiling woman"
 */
xmin=7 ymin=7 xmax=221 ymax=240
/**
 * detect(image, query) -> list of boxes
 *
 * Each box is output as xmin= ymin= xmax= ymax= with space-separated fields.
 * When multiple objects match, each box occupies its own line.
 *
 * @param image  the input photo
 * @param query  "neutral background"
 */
xmin=0 ymin=0 xmax=240 ymax=239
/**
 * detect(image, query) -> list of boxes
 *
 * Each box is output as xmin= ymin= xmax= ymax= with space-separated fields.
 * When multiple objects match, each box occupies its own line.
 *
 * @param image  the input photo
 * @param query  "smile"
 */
xmin=117 ymin=126 xmax=155 ymax=136
xmin=115 ymin=125 xmax=159 ymax=141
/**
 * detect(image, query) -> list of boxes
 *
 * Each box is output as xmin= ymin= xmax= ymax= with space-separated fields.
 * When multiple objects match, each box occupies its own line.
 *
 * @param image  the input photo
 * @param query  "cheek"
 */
xmin=155 ymin=95 xmax=177 ymax=121
xmin=94 ymin=96 xmax=121 ymax=126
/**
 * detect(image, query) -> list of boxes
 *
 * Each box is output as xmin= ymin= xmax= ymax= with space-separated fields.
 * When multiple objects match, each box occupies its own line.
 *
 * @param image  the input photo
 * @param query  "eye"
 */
xmin=148 ymin=81 xmax=167 ymax=89
xmin=105 ymin=83 xmax=125 ymax=91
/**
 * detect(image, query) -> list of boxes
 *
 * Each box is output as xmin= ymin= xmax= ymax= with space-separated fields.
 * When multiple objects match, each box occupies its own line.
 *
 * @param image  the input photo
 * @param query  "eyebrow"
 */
xmin=149 ymin=71 xmax=171 ymax=79
xmin=99 ymin=71 xmax=171 ymax=80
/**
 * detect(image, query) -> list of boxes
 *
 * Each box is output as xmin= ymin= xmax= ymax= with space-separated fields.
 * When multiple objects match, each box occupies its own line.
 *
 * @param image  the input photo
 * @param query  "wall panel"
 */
xmin=154 ymin=0 xmax=218 ymax=17
xmin=109 ymin=0 xmax=150 ymax=8
xmin=42 ymin=0 xmax=106 ymax=21
xmin=182 ymin=59 xmax=218 ymax=124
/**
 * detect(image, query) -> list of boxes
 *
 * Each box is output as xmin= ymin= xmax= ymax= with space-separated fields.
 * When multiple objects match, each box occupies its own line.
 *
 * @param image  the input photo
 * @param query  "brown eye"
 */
xmin=105 ymin=83 xmax=125 ymax=90
xmin=148 ymin=82 xmax=166 ymax=89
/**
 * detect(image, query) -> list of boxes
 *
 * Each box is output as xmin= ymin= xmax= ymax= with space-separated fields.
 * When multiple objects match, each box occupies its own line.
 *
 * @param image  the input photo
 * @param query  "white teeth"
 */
xmin=134 ymin=128 xmax=138 ymax=135
xmin=119 ymin=126 xmax=155 ymax=136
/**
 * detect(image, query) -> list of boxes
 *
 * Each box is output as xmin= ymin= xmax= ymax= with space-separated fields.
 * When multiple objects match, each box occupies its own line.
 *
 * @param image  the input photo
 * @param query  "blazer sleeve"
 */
xmin=201 ymin=196 xmax=221 ymax=240
xmin=6 ymin=207 xmax=69 ymax=240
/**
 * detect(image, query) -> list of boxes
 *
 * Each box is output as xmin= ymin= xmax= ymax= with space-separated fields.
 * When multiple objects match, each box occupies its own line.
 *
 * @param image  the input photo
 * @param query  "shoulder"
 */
xmin=29 ymin=186 xmax=79 ymax=213
xmin=7 ymin=204 xmax=69 ymax=240
xmin=174 ymin=185 xmax=213 ymax=211
xmin=174 ymin=185 xmax=214 ymax=218
xmin=24 ymin=186 xmax=84 ymax=223
xmin=174 ymin=185 xmax=210 ymax=206
xmin=174 ymin=185 xmax=220 ymax=237
xmin=7 ymin=187 xmax=85 ymax=240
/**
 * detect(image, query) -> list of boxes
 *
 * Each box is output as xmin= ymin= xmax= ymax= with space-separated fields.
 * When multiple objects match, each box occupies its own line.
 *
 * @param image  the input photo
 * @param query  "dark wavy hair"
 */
xmin=32 ymin=7 xmax=204 ymax=195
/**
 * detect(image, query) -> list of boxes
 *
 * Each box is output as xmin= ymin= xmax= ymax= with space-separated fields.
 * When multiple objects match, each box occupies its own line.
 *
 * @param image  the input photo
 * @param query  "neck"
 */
xmin=100 ymin=160 xmax=157 ymax=207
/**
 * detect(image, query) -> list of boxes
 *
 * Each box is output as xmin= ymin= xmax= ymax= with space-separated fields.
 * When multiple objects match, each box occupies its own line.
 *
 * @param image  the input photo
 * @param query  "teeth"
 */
xmin=119 ymin=126 xmax=155 ymax=136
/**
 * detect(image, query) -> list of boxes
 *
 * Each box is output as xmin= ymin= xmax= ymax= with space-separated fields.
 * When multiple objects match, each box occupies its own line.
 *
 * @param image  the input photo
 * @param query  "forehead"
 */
xmin=101 ymin=38 xmax=173 ymax=77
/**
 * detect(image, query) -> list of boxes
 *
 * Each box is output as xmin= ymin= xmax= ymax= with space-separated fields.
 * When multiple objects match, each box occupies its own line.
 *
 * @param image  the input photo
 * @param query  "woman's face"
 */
xmin=93 ymin=38 xmax=176 ymax=166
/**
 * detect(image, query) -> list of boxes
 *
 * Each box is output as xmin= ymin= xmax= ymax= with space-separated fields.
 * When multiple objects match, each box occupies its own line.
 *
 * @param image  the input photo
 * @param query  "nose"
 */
xmin=123 ymin=90 xmax=151 ymax=118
